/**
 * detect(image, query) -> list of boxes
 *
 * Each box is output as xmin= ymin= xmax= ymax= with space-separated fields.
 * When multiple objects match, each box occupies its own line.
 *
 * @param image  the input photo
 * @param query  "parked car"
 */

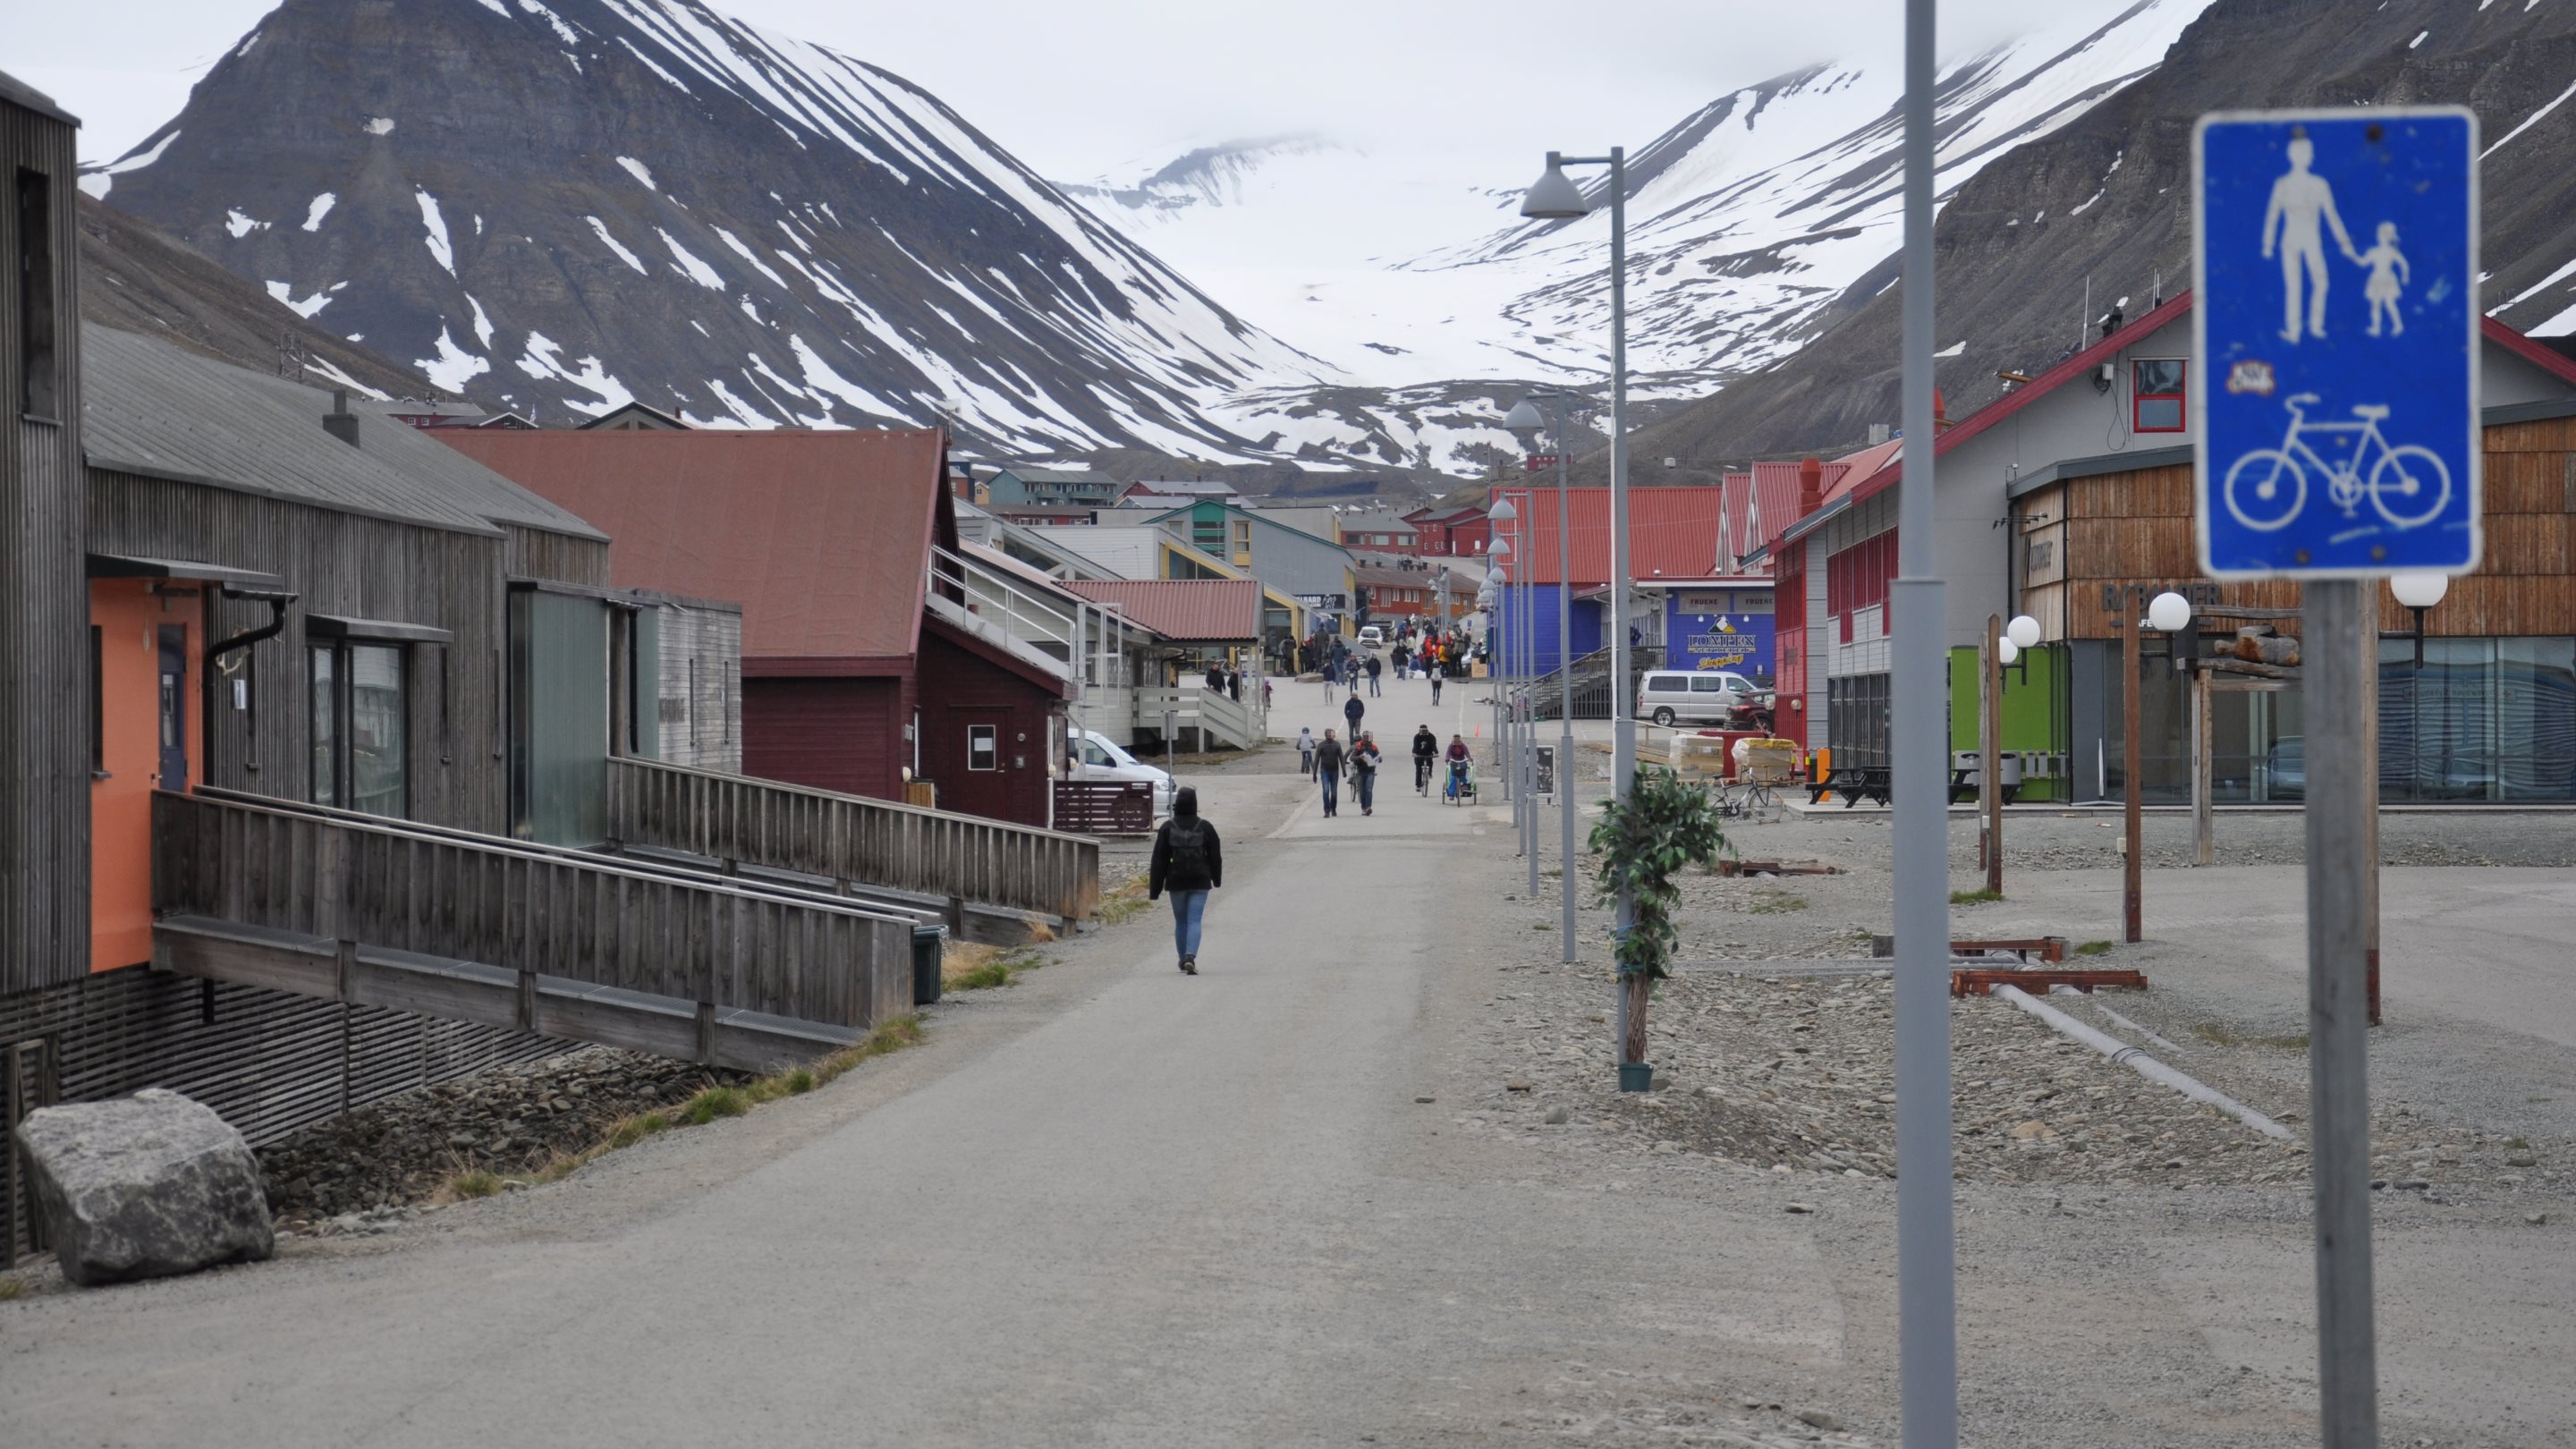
xmin=2263 ymin=736 xmax=2304 ymax=801
xmin=1638 ymin=668 xmax=1760 ymax=726
xmin=1068 ymin=729 xmax=1174 ymax=814
xmin=1357 ymin=624 xmax=1385 ymax=650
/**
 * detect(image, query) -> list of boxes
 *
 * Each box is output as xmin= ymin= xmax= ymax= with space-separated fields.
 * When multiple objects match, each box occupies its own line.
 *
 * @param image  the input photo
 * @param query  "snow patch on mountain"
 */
xmin=415 ymin=189 xmax=454 ymax=275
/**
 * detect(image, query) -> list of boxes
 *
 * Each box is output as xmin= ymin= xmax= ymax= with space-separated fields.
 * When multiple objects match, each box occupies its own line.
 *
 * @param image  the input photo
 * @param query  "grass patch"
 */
xmin=1747 ymin=890 xmax=1809 ymax=914
xmin=682 ymin=1086 xmax=752 ymax=1124
xmin=2190 ymin=1021 xmax=2310 ymax=1051
xmin=1094 ymin=876 xmax=1154 ymax=926
xmin=1949 ymin=886 xmax=2004 ymax=905
xmin=441 ymin=1165 xmax=505 ymax=1202
xmin=944 ymin=943 xmax=1046 ymax=991
xmin=2506 ymin=1136 xmax=2532 ymax=1150
xmin=0 ymin=1278 xmax=25 ymax=1301
xmin=2074 ymin=939 xmax=2114 ymax=956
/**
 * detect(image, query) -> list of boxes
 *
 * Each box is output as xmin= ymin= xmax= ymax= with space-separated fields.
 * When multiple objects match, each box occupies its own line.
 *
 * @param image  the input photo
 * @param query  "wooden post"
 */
xmin=2123 ymin=602 xmax=2143 ymax=944
xmin=2193 ymin=665 xmax=2216 ymax=867
xmin=1982 ymin=613 xmax=2003 ymax=894
xmin=2363 ymin=606 xmax=2383 ymax=1026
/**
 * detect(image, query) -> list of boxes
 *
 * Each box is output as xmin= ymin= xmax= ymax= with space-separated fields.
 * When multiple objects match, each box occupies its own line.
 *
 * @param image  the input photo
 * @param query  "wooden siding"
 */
xmin=89 ymin=468 xmax=519 ymax=833
xmin=915 ymin=623 xmax=1063 ymax=828
xmin=744 ymin=675 xmax=903 ymax=799
xmin=1 ymin=94 xmax=90 ymax=994
xmin=606 ymin=757 xmax=1101 ymax=922
xmin=505 ymin=522 xmax=611 ymax=589
xmin=155 ymin=790 xmax=912 ymax=1030
xmin=2036 ymin=420 xmax=2576 ymax=640
xmin=654 ymin=597 xmax=743 ymax=773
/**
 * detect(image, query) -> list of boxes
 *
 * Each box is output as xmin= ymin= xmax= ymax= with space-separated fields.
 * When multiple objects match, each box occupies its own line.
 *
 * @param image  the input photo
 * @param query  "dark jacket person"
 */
xmin=1148 ymin=787 xmax=1223 ymax=974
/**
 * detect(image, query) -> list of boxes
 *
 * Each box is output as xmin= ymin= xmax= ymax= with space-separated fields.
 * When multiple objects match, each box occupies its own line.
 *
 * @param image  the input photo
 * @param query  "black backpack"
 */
xmin=1166 ymin=820 xmax=1211 ymax=880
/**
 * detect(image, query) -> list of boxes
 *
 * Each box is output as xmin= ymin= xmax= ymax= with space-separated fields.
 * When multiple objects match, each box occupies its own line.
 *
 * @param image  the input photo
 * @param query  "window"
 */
xmin=18 ymin=167 xmax=58 ymax=419
xmin=1079 ymin=739 xmax=1113 ymax=767
xmin=968 ymin=724 xmax=999 ymax=771
xmin=1690 ymin=675 xmax=1733 ymax=693
xmin=1645 ymin=676 xmax=1688 ymax=695
xmin=310 ymin=639 xmax=408 ymax=816
xmin=2134 ymin=360 xmax=2186 ymax=433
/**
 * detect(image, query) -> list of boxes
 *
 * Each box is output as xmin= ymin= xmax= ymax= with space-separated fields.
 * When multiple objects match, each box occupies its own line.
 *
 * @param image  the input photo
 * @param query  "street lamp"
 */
xmin=1488 ymin=525 xmax=1515 ymax=811
xmin=2123 ymin=589 xmax=2194 ymax=942
xmin=2390 ymin=570 xmax=2448 ymax=668
xmin=1517 ymin=145 xmax=1633 ymax=822
xmin=1510 ymin=392 xmax=1583 ymax=966
xmin=2005 ymin=614 xmax=2042 ymax=651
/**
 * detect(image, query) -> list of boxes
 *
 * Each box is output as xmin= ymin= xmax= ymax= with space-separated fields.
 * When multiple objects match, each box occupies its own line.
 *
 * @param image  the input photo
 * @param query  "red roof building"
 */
xmin=438 ymin=428 xmax=1072 ymax=826
xmin=1059 ymin=579 xmax=1262 ymax=644
xmin=1482 ymin=486 xmax=1733 ymax=587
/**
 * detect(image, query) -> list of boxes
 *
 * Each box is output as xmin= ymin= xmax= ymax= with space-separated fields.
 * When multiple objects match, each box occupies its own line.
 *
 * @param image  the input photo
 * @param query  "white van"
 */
xmin=1637 ymin=669 xmax=1758 ymax=726
xmin=1356 ymin=624 xmax=1385 ymax=650
xmin=1068 ymin=729 xmax=1175 ymax=815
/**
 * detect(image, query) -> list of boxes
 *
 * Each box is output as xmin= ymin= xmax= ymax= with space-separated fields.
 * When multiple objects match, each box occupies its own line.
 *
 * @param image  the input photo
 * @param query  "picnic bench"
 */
xmin=1808 ymin=766 xmax=1891 ymax=807
xmin=1946 ymin=767 xmax=2022 ymax=804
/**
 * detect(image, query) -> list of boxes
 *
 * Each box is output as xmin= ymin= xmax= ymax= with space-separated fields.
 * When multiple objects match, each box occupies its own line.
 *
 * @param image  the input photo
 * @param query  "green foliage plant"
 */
xmin=1588 ymin=765 xmax=1728 ymax=1064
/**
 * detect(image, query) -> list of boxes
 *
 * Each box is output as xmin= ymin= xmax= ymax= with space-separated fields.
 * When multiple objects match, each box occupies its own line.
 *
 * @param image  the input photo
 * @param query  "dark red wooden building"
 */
xmin=440 ymin=428 xmax=1071 ymax=826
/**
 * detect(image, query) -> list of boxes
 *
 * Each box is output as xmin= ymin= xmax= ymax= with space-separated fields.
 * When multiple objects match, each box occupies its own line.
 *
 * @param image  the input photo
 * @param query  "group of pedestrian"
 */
xmin=1293 ymin=723 xmax=1396 ymax=817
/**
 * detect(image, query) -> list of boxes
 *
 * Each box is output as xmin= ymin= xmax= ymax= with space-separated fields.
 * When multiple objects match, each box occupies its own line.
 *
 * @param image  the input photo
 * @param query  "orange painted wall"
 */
xmin=89 ymin=580 xmax=203 ymax=972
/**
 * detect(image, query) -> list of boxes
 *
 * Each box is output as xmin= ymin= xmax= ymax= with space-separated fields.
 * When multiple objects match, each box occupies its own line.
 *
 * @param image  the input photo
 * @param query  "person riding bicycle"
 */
xmin=1411 ymin=724 xmax=1438 ymax=794
xmin=1443 ymin=733 xmax=1473 ymax=801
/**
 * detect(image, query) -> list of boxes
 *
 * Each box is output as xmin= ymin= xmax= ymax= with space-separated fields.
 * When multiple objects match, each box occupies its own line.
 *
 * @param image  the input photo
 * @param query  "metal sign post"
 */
xmin=2196 ymin=106 xmax=2479 ymax=1449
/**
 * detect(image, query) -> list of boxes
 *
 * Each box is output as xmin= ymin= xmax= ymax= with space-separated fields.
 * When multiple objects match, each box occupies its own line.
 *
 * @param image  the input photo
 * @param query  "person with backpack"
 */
xmin=1349 ymin=732 xmax=1384 ymax=816
xmin=1148 ymin=787 xmax=1222 ymax=975
xmin=1296 ymin=726 xmax=1317 ymax=778
xmin=1411 ymin=724 xmax=1439 ymax=794
xmin=1314 ymin=729 xmax=1346 ymax=817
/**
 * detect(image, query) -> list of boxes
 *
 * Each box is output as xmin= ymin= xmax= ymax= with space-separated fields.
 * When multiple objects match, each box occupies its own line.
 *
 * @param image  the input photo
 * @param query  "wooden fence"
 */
xmin=155 ymin=791 xmax=915 ymax=1031
xmin=1053 ymin=781 xmax=1157 ymax=835
xmin=606 ymin=758 xmax=1100 ymax=923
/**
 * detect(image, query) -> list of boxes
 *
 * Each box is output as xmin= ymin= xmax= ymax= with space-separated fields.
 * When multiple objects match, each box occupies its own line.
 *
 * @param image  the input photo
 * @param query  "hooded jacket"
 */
xmin=1148 ymin=788 xmax=1222 ymax=895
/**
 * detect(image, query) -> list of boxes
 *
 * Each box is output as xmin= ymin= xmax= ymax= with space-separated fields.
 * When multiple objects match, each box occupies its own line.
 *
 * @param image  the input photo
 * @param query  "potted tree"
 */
xmin=1589 ymin=764 xmax=1728 ymax=1091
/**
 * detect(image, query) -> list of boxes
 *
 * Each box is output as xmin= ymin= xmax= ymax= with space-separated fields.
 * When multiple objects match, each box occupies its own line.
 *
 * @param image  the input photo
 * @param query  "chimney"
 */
xmin=1867 ymin=423 xmax=1891 ymax=445
xmin=324 ymin=388 xmax=361 ymax=448
xmin=1797 ymin=456 xmax=1825 ymax=517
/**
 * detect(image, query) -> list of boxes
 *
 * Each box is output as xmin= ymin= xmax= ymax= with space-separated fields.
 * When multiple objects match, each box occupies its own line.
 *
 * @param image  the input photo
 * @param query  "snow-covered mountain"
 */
xmin=83 ymin=0 xmax=1342 ymax=456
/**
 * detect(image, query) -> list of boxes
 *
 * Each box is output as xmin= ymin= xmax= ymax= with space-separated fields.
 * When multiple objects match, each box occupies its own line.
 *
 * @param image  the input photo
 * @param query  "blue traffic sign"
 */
xmin=2193 ymin=108 xmax=2480 ymax=579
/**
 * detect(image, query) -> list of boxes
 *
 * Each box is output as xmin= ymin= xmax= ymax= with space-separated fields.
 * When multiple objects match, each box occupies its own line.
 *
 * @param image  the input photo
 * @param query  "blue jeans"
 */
xmin=1320 ymin=773 xmax=1339 ymax=815
xmin=1354 ymin=769 xmax=1377 ymax=811
xmin=1168 ymin=889 xmax=1209 ymax=959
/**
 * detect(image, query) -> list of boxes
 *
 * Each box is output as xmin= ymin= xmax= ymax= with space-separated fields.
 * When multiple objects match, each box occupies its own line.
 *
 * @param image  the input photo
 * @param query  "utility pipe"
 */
xmin=1994 ymin=985 xmax=2292 ymax=1140
xmin=2052 ymin=986 xmax=2190 ymax=1056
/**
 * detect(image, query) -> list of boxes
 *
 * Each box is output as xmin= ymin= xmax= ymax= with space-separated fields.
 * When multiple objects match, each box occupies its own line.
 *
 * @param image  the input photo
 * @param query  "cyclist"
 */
xmin=1411 ymin=724 xmax=1438 ymax=794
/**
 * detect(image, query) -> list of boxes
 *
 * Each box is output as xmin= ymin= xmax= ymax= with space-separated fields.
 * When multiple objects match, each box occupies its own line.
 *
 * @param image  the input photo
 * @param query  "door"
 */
xmin=944 ymin=709 xmax=1013 ymax=822
xmin=157 ymin=624 xmax=189 ymax=789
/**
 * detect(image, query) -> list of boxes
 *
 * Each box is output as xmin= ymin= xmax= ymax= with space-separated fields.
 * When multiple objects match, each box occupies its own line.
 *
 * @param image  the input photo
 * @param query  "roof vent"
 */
xmin=324 ymin=388 xmax=361 ymax=448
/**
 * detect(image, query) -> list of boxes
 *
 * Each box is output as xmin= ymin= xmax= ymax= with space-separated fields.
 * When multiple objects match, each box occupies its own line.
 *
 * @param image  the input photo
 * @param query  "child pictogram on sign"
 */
xmin=2360 ymin=222 xmax=2409 ymax=336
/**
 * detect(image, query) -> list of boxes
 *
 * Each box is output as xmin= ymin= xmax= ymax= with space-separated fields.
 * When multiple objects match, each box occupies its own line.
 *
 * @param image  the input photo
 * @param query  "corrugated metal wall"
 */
xmin=2 ymin=964 xmax=567 ymax=1265
xmin=1 ymin=94 xmax=90 ymax=996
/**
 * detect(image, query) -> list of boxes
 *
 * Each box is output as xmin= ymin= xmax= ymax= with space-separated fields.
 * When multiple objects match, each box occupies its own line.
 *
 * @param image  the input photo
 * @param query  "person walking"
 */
xmin=1365 ymin=653 xmax=1383 ymax=697
xmin=1315 ymin=729 xmax=1346 ymax=817
xmin=1429 ymin=667 xmax=1443 ymax=706
xmin=1343 ymin=690 xmax=1365 ymax=741
xmin=1296 ymin=725 xmax=1317 ymax=779
xmin=1147 ymin=786 xmax=1222 ymax=975
xmin=1411 ymin=724 xmax=1438 ymax=794
xmin=1227 ymin=668 xmax=1242 ymax=703
xmin=1350 ymin=732 xmax=1383 ymax=816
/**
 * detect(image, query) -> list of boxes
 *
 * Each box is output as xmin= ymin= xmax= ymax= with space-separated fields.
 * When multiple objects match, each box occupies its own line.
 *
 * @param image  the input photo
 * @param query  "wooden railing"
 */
xmin=1136 ymin=683 xmax=1262 ymax=750
xmin=154 ymin=791 xmax=915 ymax=1030
xmin=605 ymin=758 xmax=1100 ymax=923
xmin=1053 ymin=781 xmax=1156 ymax=835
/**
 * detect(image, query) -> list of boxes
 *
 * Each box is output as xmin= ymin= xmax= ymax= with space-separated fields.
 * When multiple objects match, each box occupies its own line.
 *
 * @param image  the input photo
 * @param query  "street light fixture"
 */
xmin=2123 ymin=589 xmax=2194 ymax=942
xmin=2005 ymin=614 xmax=2042 ymax=651
xmin=1516 ymin=143 xmax=1634 ymax=871
xmin=2390 ymin=571 xmax=2449 ymax=669
xmin=1488 ymin=530 xmax=1514 ymax=810
xmin=1513 ymin=390 xmax=1585 ymax=967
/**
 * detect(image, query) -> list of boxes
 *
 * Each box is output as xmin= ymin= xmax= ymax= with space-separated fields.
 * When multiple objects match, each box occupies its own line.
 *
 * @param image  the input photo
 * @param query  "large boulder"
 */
xmin=13 ymin=1089 xmax=274 ymax=1286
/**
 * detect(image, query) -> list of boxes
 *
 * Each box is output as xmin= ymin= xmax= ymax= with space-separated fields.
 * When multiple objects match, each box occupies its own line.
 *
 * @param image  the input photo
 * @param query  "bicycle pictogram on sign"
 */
xmin=2221 ymin=393 xmax=2451 ymax=536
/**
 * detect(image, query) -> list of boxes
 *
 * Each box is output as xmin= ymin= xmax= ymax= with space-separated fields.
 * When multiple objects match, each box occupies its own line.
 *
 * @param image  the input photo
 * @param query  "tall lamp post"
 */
xmin=1980 ymin=613 xmax=2043 ymax=895
xmin=1517 ymin=148 xmax=1633 ymax=845
xmin=2379 ymin=571 xmax=2447 ymax=1026
xmin=1506 ymin=394 xmax=1581 ymax=965
xmin=1490 ymin=527 xmax=1516 ymax=818
xmin=2123 ymin=589 xmax=2195 ymax=943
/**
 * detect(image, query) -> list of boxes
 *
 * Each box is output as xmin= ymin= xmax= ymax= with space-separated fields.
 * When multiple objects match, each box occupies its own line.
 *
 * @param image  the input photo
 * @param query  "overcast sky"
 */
xmin=16 ymin=0 xmax=2106 ymax=178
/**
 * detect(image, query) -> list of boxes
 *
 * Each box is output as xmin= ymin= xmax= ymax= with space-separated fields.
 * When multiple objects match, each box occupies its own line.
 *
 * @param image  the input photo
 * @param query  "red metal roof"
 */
xmin=436 ymin=428 xmax=950 ymax=663
xmin=1486 ymin=486 xmax=1732 ymax=587
xmin=1059 ymin=578 xmax=1262 ymax=641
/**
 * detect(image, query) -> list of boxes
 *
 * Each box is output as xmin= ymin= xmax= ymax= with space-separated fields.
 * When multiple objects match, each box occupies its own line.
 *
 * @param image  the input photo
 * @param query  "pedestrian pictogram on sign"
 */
xmin=2193 ymin=108 xmax=2480 ymax=579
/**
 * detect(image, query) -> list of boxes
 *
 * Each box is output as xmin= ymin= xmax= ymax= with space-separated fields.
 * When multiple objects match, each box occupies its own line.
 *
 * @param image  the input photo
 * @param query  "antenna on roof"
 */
xmin=2151 ymin=267 xmax=2164 ymax=309
xmin=2079 ymin=278 xmax=2090 ymax=352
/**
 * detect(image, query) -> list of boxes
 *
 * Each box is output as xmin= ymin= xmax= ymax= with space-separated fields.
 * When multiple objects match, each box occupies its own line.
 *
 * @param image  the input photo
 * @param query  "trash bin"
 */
xmin=912 ymin=925 xmax=946 ymax=1006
